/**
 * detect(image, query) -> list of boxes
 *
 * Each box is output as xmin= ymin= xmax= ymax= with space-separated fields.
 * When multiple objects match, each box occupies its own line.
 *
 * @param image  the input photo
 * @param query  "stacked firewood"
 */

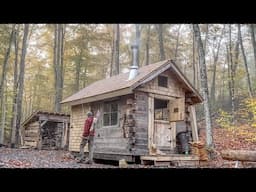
xmin=41 ymin=126 xmax=62 ymax=149
xmin=189 ymin=141 xmax=209 ymax=161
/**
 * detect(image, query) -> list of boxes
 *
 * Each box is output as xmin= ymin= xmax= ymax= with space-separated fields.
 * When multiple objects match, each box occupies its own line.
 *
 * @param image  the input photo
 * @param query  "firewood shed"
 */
xmin=21 ymin=111 xmax=70 ymax=150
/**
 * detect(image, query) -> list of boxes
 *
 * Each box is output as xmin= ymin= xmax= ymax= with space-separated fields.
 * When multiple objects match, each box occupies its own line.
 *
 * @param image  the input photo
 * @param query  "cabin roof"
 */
xmin=61 ymin=60 xmax=203 ymax=105
xmin=22 ymin=111 xmax=70 ymax=127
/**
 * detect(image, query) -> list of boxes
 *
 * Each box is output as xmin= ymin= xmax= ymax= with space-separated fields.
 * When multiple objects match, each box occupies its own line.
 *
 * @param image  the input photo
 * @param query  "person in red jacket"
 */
xmin=77 ymin=111 xmax=96 ymax=164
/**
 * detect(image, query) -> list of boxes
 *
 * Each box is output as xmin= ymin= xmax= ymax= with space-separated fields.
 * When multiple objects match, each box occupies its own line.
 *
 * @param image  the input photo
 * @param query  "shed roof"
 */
xmin=22 ymin=111 xmax=70 ymax=127
xmin=61 ymin=60 xmax=203 ymax=105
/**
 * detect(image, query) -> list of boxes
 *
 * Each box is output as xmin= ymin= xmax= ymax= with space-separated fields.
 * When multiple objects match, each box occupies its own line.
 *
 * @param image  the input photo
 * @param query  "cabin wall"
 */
xmin=136 ymin=69 xmax=187 ymax=154
xmin=69 ymin=104 xmax=90 ymax=152
xmin=137 ymin=70 xmax=185 ymax=98
xmin=92 ymin=96 xmax=131 ymax=154
xmin=133 ymin=91 xmax=149 ymax=155
xmin=23 ymin=121 xmax=39 ymax=147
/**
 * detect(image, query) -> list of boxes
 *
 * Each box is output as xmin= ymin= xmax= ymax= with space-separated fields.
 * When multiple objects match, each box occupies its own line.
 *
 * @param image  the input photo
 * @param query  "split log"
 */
xmin=221 ymin=150 xmax=256 ymax=162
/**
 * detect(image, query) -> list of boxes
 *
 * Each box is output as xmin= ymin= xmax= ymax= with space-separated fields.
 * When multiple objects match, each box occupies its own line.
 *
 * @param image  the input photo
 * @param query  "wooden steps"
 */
xmin=140 ymin=154 xmax=199 ymax=167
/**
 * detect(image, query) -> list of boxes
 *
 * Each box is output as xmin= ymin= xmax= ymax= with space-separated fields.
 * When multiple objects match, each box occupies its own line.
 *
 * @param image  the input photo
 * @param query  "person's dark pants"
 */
xmin=79 ymin=135 xmax=94 ymax=163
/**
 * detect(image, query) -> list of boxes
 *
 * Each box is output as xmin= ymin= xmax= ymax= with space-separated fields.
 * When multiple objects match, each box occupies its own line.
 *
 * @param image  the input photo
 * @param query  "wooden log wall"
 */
xmin=93 ymin=97 xmax=130 ymax=154
xmin=23 ymin=121 xmax=39 ymax=147
xmin=133 ymin=91 xmax=149 ymax=155
xmin=136 ymin=70 xmax=184 ymax=98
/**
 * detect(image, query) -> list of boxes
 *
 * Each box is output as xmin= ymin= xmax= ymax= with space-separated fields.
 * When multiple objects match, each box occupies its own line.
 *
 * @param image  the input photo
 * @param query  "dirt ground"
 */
xmin=1 ymin=122 xmax=256 ymax=168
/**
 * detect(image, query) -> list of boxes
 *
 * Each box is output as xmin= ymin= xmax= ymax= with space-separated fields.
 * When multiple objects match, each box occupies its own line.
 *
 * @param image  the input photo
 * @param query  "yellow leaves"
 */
xmin=216 ymin=109 xmax=233 ymax=129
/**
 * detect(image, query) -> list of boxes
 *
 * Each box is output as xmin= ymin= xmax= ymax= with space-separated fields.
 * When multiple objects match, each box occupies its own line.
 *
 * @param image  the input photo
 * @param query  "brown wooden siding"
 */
xmin=133 ymin=91 xmax=149 ymax=155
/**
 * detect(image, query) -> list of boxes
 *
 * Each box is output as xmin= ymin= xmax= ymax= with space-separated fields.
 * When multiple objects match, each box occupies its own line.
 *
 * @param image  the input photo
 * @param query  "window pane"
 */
xmin=154 ymin=98 xmax=169 ymax=120
xmin=111 ymin=112 xmax=118 ymax=125
xmin=158 ymin=76 xmax=168 ymax=88
xmin=103 ymin=114 xmax=110 ymax=126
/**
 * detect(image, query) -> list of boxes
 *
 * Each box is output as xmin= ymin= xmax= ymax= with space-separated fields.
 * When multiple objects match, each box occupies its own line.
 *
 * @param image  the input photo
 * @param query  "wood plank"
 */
xmin=140 ymin=155 xmax=199 ymax=161
xmin=189 ymin=105 xmax=199 ymax=142
xmin=24 ymin=136 xmax=37 ymax=142
xmin=96 ymin=128 xmax=124 ymax=138
xmin=24 ymin=141 xmax=37 ymax=147
xmin=39 ymin=114 xmax=70 ymax=123
xmin=135 ymin=138 xmax=148 ymax=145
xmin=138 ymin=87 xmax=183 ymax=98
xmin=169 ymin=97 xmax=185 ymax=122
xmin=94 ymin=148 xmax=131 ymax=155
xmin=93 ymin=152 xmax=134 ymax=162
xmin=148 ymin=95 xmax=154 ymax=155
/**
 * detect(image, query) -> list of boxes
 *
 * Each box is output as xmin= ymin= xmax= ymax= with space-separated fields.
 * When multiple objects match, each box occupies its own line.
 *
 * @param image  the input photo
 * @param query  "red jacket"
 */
xmin=82 ymin=116 xmax=95 ymax=137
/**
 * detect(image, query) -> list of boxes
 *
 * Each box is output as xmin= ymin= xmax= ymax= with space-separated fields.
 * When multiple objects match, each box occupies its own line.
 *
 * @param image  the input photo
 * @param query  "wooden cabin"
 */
xmin=21 ymin=111 xmax=70 ymax=150
xmin=61 ymin=60 xmax=203 ymax=165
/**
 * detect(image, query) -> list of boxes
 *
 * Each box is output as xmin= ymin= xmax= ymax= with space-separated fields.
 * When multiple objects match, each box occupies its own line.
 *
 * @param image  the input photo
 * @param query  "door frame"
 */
xmin=148 ymin=93 xmax=176 ymax=155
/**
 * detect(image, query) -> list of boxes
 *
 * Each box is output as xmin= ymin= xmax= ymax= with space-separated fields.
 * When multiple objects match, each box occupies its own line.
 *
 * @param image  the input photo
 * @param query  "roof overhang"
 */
xmin=63 ymin=87 xmax=133 ymax=106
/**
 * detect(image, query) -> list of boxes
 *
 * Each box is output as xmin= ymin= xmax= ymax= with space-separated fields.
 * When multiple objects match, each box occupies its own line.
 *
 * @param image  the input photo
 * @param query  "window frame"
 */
xmin=158 ymin=75 xmax=168 ymax=88
xmin=102 ymin=101 xmax=119 ymax=128
xmin=154 ymin=98 xmax=169 ymax=121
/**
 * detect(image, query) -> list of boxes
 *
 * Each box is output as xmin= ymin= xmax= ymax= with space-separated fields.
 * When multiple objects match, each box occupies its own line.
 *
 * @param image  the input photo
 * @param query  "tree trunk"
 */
xmin=193 ymin=24 xmax=213 ymax=149
xmin=135 ymin=24 xmax=140 ymax=66
xmin=0 ymin=24 xmax=15 ymax=144
xmin=221 ymin=150 xmax=256 ymax=161
xmin=192 ymin=29 xmax=197 ymax=88
xmin=210 ymin=25 xmax=225 ymax=106
xmin=112 ymin=24 xmax=120 ymax=76
xmin=174 ymin=25 xmax=182 ymax=60
xmin=229 ymin=25 xmax=235 ymax=124
xmin=157 ymin=24 xmax=165 ymax=60
xmin=75 ymin=49 xmax=83 ymax=92
xmin=10 ymin=25 xmax=20 ymax=147
xmin=54 ymin=24 xmax=65 ymax=112
xmin=203 ymin=24 xmax=209 ymax=52
xmin=250 ymin=24 xmax=256 ymax=72
xmin=14 ymin=24 xmax=29 ymax=147
xmin=238 ymin=24 xmax=253 ymax=97
xmin=145 ymin=24 xmax=151 ymax=66
xmin=234 ymin=35 xmax=240 ymax=74
xmin=0 ymin=85 xmax=6 ymax=144
xmin=60 ymin=25 xmax=65 ymax=105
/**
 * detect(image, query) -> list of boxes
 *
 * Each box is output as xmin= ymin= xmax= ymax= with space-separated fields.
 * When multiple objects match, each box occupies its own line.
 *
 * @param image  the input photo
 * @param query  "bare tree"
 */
xmin=250 ymin=24 xmax=256 ymax=72
xmin=228 ymin=25 xmax=236 ymax=125
xmin=144 ymin=24 xmax=151 ymax=66
xmin=54 ymin=24 xmax=65 ymax=112
xmin=112 ymin=24 xmax=120 ymax=76
xmin=10 ymin=25 xmax=20 ymax=147
xmin=135 ymin=24 xmax=141 ymax=66
xmin=157 ymin=24 xmax=165 ymax=60
xmin=12 ymin=24 xmax=29 ymax=147
xmin=193 ymin=24 xmax=213 ymax=149
xmin=238 ymin=24 xmax=253 ymax=97
xmin=0 ymin=24 xmax=15 ymax=144
xmin=174 ymin=25 xmax=182 ymax=60
xmin=210 ymin=25 xmax=225 ymax=105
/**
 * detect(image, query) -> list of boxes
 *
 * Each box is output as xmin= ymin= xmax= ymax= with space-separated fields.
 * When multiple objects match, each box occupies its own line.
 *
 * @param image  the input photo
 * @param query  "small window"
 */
xmin=103 ymin=101 xmax=118 ymax=126
xmin=154 ymin=98 xmax=169 ymax=121
xmin=158 ymin=76 xmax=168 ymax=88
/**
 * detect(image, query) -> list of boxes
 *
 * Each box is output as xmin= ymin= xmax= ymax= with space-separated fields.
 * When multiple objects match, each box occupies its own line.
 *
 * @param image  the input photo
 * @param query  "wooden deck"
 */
xmin=140 ymin=154 xmax=200 ymax=167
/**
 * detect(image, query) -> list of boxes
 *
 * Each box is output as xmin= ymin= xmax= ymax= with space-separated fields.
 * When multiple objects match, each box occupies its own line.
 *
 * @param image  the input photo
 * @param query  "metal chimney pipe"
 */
xmin=128 ymin=43 xmax=139 ymax=80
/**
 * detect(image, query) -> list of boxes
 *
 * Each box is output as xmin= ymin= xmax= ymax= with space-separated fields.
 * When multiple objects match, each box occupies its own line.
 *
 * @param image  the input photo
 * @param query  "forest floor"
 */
xmin=1 ymin=122 xmax=256 ymax=168
xmin=197 ymin=120 xmax=256 ymax=168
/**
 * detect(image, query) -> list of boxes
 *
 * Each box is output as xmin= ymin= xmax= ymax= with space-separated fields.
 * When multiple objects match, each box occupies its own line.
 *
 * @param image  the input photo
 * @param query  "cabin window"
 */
xmin=158 ymin=76 xmax=168 ymax=88
xmin=154 ymin=98 xmax=169 ymax=121
xmin=103 ymin=102 xmax=118 ymax=126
